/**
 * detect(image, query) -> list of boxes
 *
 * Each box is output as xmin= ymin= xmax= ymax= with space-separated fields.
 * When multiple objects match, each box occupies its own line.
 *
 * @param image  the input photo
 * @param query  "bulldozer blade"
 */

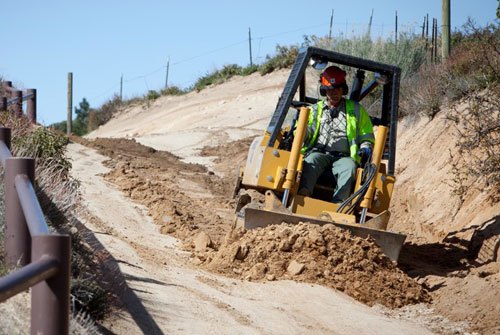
xmin=244 ymin=208 xmax=406 ymax=262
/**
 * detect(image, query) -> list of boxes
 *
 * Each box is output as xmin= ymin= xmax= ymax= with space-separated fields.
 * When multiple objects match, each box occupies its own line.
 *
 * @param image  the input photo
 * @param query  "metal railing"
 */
xmin=0 ymin=127 xmax=70 ymax=335
xmin=1 ymin=81 xmax=37 ymax=124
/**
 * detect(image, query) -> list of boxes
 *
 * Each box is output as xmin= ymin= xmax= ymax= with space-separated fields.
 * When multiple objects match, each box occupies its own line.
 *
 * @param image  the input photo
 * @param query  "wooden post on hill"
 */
xmin=165 ymin=58 xmax=170 ymax=89
xmin=67 ymin=72 xmax=73 ymax=135
xmin=394 ymin=11 xmax=398 ymax=47
xmin=329 ymin=9 xmax=334 ymax=42
xmin=248 ymin=27 xmax=253 ymax=67
xmin=120 ymin=74 xmax=123 ymax=100
xmin=442 ymin=0 xmax=451 ymax=59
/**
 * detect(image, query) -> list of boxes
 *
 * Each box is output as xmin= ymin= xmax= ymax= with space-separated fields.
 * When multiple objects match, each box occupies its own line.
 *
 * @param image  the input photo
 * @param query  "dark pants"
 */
xmin=300 ymin=152 xmax=356 ymax=203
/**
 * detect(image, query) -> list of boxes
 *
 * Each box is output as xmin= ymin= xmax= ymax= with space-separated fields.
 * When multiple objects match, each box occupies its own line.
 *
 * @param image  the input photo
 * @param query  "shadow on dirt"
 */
xmin=37 ymin=186 xmax=165 ymax=335
xmin=398 ymin=241 xmax=471 ymax=279
xmin=73 ymin=216 xmax=165 ymax=335
xmin=398 ymin=216 xmax=500 ymax=283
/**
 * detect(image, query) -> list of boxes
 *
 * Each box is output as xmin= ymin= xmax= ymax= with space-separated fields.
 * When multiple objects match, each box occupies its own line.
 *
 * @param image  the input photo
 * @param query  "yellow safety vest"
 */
xmin=301 ymin=99 xmax=375 ymax=164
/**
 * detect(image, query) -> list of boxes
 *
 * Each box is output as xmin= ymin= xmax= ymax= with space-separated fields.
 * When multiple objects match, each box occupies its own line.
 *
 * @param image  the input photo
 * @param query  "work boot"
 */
xmin=297 ymin=188 xmax=311 ymax=197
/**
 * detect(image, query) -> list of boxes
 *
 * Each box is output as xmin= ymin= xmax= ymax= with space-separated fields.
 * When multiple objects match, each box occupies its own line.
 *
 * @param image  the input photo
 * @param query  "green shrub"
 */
xmin=241 ymin=64 xmax=259 ymax=76
xmin=259 ymin=44 xmax=299 ymax=75
xmin=13 ymin=126 xmax=69 ymax=161
xmin=311 ymin=32 xmax=427 ymax=80
xmin=146 ymin=90 xmax=160 ymax=101
xmin=193 ymin=64 xmax=247 ymax=91
xmin=160 ymin=85 xmax=186 ymax=96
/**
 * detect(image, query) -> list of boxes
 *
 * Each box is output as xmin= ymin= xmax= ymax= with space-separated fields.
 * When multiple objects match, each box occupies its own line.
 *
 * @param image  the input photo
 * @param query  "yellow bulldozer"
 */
xmin=233 ymin=47 xmax=406 ymax=262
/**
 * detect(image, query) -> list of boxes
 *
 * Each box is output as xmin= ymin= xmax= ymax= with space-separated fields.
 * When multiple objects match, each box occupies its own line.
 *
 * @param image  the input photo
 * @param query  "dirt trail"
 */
xmin=67 ymin=140 xmax=438 ymax=335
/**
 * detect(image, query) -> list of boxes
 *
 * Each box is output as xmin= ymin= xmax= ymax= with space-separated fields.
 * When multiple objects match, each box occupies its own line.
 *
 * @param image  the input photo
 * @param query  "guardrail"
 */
xmin=0 ymin=127 xmax=70 ymax=334
xmin=1 ymin=81 xmax=37 ymax=124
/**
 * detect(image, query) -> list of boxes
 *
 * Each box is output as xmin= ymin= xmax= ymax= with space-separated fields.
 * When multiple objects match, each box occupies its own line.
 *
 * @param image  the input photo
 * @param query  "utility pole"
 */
xmin=442 ymin=0 xmax=451 ymax=59
xmin=329 ymin=9 xmax=334 ymax=42
xmin=426 ymin=14 xmax=429 ymax=49
xmin=248 ymin=27 xmax=253 ymax=67
xmin=421 ymin=16 xmax=426 ymax=39
xmin=395 ymin=11 xmax=398 ymax=47
xmin=67 ymin=72 xmax=72 ymax=135
xmin=367 ymin=9 xmax=374 ymax=40
xmin=165 ymin=57 xmax=170 ymax=89
xmin=120 ymin=74 xmax=123 ymax=100
xmin=432 ymin=18 xmax=438 ymax=63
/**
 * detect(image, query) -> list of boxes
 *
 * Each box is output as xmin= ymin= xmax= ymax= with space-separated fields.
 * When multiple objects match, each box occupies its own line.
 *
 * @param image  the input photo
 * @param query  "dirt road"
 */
xmin=67 ymin=140 xmax=436 ymax=334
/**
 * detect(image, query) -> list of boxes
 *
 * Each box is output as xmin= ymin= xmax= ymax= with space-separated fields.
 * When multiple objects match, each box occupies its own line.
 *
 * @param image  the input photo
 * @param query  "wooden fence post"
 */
xmin=5 ymin=158 xmax=34 ymax=266
xmin=26 ymin=89 xmax=37 ymax=124
xmin=12 ymin=90 xmax=23 ymax=117
xmin=2 ymin=81 xmax=12 ymax=98
xmin=0 ymin=97 xmax=6 ymax=111
xmin=31 ymin=235 xmax=71 ymax=335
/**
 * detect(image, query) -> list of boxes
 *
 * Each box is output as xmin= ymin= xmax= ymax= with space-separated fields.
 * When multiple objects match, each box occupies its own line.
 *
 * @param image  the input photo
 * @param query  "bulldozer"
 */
xmin=233 ymin=46 xmax=406 ymax=262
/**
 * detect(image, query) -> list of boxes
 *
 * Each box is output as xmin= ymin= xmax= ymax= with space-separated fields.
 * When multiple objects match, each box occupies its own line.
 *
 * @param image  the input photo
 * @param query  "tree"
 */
xmin=73 ymin=98 xmax=92 ymax=136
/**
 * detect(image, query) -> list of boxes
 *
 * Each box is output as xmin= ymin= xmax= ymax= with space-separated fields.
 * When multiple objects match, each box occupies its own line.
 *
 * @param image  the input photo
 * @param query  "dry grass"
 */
xmin=0 ymin=291 xmax=101 ymax=335
xmin=0 ymin=112 xmax=107 ymax=333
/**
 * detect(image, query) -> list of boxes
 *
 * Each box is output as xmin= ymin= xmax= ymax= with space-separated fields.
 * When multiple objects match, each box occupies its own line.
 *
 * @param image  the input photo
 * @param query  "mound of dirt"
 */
xmin=199 ymin=136 xmax=255 ymax=177
xmin=200 ymin=222 xmax=430 ymax=308
xmin=74 ymin=137 xmax=236 ymax=247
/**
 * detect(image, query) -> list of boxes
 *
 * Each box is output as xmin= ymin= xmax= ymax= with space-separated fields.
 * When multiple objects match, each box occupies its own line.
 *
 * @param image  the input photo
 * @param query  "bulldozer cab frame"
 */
xmin=236 ymin=47 xmax=406 ymax=261
xmin=265 ymin=46 xmax=401 ymax=175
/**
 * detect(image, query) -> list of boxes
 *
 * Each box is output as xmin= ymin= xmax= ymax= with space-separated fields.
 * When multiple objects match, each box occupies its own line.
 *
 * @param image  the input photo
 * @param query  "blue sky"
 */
xmin=1 ymin=0 xmax=498 ymax=125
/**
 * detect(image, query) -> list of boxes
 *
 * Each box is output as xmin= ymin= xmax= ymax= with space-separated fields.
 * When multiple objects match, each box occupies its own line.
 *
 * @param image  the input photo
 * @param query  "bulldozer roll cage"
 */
xmin=266 ymin=46 xmax=401 ymax=175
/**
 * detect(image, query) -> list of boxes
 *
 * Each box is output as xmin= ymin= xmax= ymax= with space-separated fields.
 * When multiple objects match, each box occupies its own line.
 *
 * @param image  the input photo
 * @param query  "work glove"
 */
xmin=357 ymin=147 xmax=372 ymax=166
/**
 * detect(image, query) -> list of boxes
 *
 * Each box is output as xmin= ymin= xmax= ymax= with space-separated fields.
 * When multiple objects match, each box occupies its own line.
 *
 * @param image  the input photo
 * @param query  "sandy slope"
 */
xmin=88 ymin=70 xmax=289 ymax=167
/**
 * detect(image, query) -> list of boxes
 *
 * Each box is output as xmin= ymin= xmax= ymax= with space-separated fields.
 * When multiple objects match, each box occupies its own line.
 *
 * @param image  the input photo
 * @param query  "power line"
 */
xmin=171 ymin=39 xmax=247 ymax=66
xmin=89 ymin=18 xmax=421 ymax=102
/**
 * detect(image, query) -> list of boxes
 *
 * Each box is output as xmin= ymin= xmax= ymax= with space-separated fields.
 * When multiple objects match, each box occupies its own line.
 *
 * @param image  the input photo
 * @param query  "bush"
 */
xmin=87 ymin=95 xmax=122 ymax=132
xmin=400 ymin=22 xmax=500 ymax=119
xmin=259 ymin=44 xmax=299 ymax=75
xmin=193 ymin=64 xmax=246 ymax=91
xmin=146 ymin=90 xmax=160 ymax=101
xmin=241 ymin=64 xmax=259 ymax=76
xmin=399 ymin=62 xmax=447 ymax=119
xmin=447 ymin=86 xmax=500 ymax=200
xmin=448 ymin=21 xmax=500 ymax=89
xmin=160 ymin=85 xmax=186 ymax=96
